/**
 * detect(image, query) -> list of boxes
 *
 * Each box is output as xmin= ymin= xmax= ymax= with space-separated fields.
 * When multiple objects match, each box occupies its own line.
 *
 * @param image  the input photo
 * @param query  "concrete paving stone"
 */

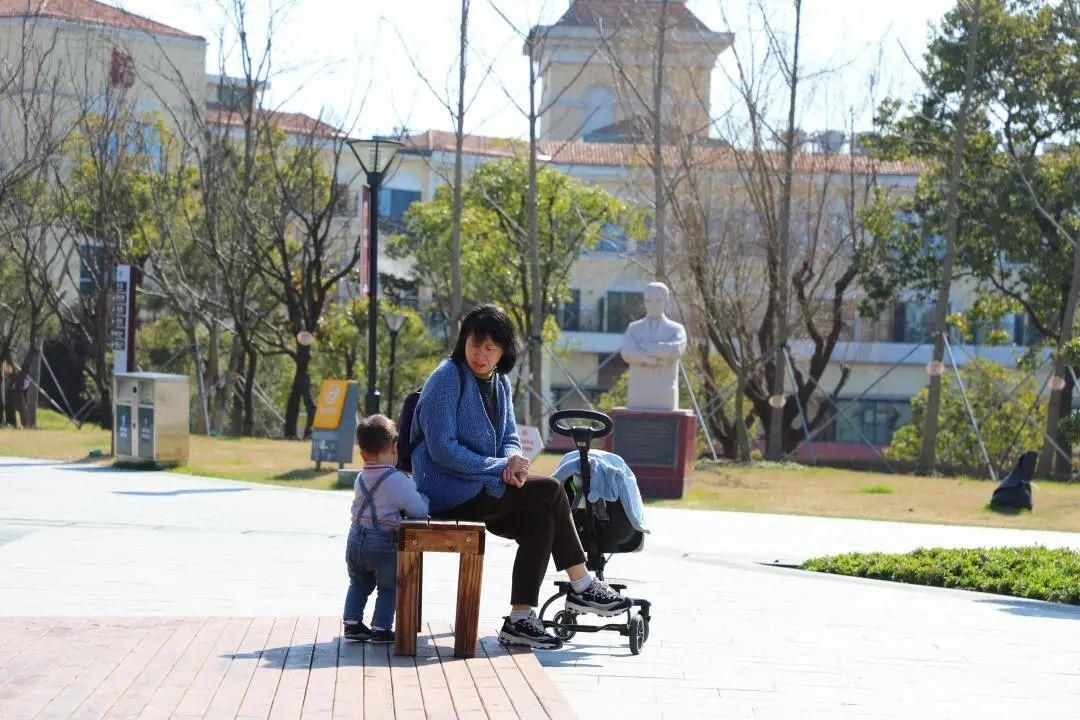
xmin=4 ymin=458 xmax=1080 ymax=718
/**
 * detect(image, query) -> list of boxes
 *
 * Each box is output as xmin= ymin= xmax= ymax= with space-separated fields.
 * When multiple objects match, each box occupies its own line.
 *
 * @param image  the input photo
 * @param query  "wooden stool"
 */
xmin=395 ymin=519 xmax=485 ymax=659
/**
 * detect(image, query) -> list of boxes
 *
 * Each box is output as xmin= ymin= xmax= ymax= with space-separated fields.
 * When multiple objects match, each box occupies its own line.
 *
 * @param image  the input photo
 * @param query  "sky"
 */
xmin=116 ymin=0 xmax=958 ymax=141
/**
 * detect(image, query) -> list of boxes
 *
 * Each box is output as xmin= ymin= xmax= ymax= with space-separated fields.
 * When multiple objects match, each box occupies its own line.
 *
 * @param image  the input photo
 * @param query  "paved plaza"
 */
xmin=2 ymin=457 xmax=1079 ymax=718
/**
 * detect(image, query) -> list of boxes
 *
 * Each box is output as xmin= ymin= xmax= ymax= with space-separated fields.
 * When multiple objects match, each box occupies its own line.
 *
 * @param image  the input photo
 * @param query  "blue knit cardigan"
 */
xmin=410 ymin=359 xmax=522 ymax=513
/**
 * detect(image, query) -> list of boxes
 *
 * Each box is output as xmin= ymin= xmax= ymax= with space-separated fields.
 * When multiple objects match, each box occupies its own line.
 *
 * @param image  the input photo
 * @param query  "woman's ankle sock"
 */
xmin=570 ymin=575 xmax=593 ymax=594
xmin=509 ymin=609 xmax=533 ymax=623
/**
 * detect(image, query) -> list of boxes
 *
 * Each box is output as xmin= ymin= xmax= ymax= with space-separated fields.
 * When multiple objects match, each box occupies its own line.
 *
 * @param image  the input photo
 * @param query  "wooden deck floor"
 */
xmin=0 ymin=617 xmax=576 ymax=719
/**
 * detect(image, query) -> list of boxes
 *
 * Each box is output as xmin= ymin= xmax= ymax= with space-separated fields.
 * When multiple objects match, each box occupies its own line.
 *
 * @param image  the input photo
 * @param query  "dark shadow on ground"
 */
xmin=272 ymin=469 xmax=336 ymax=482
xmin=227 ymin=638 xmax=355 ymax=668
xmin=113 ymin=487 xmax=251 ymax=497
xmin=985 ymin=503 xmax=1030 ymax=517
xmin=226 ymin=630 xmax=615 ymax=669
xmin=62 ymin=464 xmax=146 ymax=473
xmin=977 ymin=597 xmax=1080 ymax=619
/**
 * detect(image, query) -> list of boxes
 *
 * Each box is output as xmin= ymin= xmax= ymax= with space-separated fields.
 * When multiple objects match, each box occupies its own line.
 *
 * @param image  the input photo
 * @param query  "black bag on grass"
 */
xmin=990 ymin=451 xmax=1035 ymax=511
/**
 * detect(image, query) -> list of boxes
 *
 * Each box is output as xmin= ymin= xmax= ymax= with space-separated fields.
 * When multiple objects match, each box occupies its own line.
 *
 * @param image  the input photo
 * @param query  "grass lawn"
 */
xmin=803 ymin=547 xmax=1080 ymax=605
xmin=4 ymin=412 xmax=1080 ymax=531
xmin=649 ymin=460 xmax=1080 ymax=533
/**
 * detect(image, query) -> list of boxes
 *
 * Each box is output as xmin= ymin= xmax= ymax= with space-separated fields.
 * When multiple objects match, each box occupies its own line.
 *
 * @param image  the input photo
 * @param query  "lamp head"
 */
xmin=384 ymin=310 xmax=408 ymax=334
xmin=346 ymin=136 xmax=402 ymax=176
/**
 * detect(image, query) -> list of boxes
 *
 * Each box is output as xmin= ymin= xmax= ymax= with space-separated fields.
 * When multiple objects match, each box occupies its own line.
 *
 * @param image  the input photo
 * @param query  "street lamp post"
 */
xmin=346 ymin=137 xmax=402 ymax=416
xmin=384 ymin=311 xmax=408 ymax=415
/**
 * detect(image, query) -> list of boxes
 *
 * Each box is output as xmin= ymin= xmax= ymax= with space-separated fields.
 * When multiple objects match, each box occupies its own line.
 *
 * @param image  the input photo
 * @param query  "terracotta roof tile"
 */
xmin=0 ymin=0 xmax=203 ymax=40
xmin=401 ymin=129 xmax=926 ymax=176
xmin=205 ymin=106 xmax=343 ymax=139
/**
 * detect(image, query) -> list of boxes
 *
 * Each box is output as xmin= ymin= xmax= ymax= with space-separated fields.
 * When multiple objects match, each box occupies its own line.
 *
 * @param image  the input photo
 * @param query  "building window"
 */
xmin=558 ymin=289 xmax=581 ymax=331
xmin=605 ymin=291 xmax=644 ymax=334
xmin=592 ymin=223 xmax=627 ymax=253
xmin=892 ymin=301 xmax=936 ymax=343
xmin=216 ymin=83 xmax=252 ymax=109
xmin=831 ymin=399 xmax=911 ymax=445
xmin=378 ymin=188 xmax=421 ymax=224
xmin=79 ymin=244 xmax=107 ymax=296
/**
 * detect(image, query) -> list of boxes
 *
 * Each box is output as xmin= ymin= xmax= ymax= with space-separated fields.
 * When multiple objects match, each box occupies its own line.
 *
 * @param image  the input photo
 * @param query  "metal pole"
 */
xmin=366 ymin=171 xmax=381 ymax=415
xmin=942 ymin=334 xmax=997 ymax=481
xmin=386 ymin=329 xmax=398 ymax=416
xmin=680 ymin=361 xmax=719 ymax=462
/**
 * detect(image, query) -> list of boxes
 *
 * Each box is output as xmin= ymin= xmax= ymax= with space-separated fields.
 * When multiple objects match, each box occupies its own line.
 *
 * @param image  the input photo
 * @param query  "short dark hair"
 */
xmin=356 ymin=414 xmax=397 ymax=456
xmin=451 ymin=304 xmax=519 ymax=373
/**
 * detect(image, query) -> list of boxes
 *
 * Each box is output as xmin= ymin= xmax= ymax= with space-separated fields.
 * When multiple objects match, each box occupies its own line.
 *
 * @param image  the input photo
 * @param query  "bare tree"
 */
xmin=917 ymin=0 xmax=982 ymax=475
xmin=490 ymin=0 xmax=602 ymax=425
xmin=0 ymin=17 xmax=73 ymax=426
xmin=659 ymin=0 xmax=898 ymax=458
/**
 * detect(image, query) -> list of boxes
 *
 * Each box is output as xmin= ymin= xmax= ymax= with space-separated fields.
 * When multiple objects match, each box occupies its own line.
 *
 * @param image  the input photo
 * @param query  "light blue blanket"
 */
xmin=551 ymin=449 xmax=649 ymax=533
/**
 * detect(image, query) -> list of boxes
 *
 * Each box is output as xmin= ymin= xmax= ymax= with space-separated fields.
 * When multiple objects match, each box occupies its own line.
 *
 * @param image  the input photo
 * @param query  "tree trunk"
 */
xmin=229 ymin=347 xmax=245 ymax=436
xmin=918 ymin=0 xmax=981 ymax=476
xmin=449 ymin=0 xmax=469 ymax=329
xmin=283 ymin=344 xmax=312 ymax=439
xmin=1037 ymin=225 xmax=1080 ymax=477
xmin=735 ymin=361 xmax=750 ymax=461
xmin=220 ymin=331 xmax=242 ymax=435
xmin=190 ymin=325 xmax=209 ymax=435
xmin=766 ymin=0 xmax=801 ymax=460
xmin=18 ymin=338 xmax=41 ymax=428
xmin=206 ymin=321 xmax=221 ymax=433
xmin=242 ymin=347 xmax=257 ymax=437
xmin=651 ymin=0 xmax=668 ymax=278
xmin=527 ymin=37 xmax=543 ymax=427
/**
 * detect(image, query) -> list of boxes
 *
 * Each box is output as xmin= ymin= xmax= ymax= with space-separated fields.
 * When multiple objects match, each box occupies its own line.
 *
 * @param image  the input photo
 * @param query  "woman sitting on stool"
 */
xmin=410 ymin=304 xmax=632 ymax=649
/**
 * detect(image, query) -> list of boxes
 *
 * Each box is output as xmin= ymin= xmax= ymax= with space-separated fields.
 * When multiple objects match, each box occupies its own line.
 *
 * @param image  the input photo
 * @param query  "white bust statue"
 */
xmin=619 ymin=282 xmax=687 ymax=411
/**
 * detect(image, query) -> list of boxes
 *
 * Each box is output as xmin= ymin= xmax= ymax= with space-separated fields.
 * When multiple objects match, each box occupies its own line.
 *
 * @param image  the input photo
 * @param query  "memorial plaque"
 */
xmin=612 ymin=416 xmax=678 ymax=467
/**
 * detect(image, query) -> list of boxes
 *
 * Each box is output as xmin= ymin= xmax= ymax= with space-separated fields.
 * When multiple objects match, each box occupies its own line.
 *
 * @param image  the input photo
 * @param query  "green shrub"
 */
xmin=858 ymin=484 xmax=894 ymax=494
xmin=885 ymin=357 xmax=1046 ymax=469
xmin=803 ymin=546 xmax=1080 ymax=604
xmin=1058 ymin=410 xmax=1080 ymax=446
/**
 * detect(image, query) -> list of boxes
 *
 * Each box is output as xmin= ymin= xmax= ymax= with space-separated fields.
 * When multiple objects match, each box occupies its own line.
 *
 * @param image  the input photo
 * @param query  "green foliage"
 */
xmin=858 ymin=485 xmax=894 ymax=494
xmin=595 ymin=371 xmax=628 ymax=413
xmin=860 ymin=1 xmax=1080 ymax=345
xmin=885 ymin=357 xmax=1046 ymax=468
xmin=803 ymin=546 xmax=1080 ymax=605
xmin=1058 ymin=410 xmax=1080 ymax=447
xmin=313 ymin=301 xmax=443 ymax=418
xmin=388 ymin=158 xmax=639 ymax=338
xmin=1059 ymin=338 xmax=1080 ymax=368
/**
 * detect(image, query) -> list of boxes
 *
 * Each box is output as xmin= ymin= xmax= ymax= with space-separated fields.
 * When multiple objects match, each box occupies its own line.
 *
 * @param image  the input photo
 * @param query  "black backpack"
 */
xmin=396 ymin=362 xmax=466 ymax=472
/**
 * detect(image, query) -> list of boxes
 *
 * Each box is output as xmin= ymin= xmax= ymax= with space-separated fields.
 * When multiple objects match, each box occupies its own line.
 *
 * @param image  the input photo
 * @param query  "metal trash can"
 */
xmin=114 ymin=372 xmax=190 ymax=466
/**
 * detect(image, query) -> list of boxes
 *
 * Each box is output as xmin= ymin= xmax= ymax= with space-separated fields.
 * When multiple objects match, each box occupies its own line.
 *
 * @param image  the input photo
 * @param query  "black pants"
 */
xmin=438 ymin=476 xmax=586 ymax=607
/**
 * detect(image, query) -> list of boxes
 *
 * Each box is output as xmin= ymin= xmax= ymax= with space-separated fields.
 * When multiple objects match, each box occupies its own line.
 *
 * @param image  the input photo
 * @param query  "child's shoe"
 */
xmin=369 ymin=628 xmax=395 ymax=644
xmin=343 ymin=620 xmax=373 ymax=642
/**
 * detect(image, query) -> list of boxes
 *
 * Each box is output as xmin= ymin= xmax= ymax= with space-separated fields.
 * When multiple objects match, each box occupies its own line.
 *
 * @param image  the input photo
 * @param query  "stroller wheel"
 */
xmin=552 ymin=610 xmax=578 ymax=641
xmin=629 ymin=613 xmax=646 ymax=655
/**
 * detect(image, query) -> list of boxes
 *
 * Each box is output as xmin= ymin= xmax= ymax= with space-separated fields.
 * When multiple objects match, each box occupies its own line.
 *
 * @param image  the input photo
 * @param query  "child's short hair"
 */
xmin=356 ymin=414 xmax=398 ymax=456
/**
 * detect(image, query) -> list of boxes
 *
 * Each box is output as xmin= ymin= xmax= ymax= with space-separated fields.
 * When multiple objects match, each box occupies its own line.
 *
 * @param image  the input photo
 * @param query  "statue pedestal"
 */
xmin=603 ymin=408 xmax=696 ymax=499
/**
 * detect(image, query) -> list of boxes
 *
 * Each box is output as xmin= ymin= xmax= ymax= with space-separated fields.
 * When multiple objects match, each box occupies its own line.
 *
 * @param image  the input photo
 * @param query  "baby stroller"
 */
xmin=538 ymin=410 xmax=652 ymax=654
